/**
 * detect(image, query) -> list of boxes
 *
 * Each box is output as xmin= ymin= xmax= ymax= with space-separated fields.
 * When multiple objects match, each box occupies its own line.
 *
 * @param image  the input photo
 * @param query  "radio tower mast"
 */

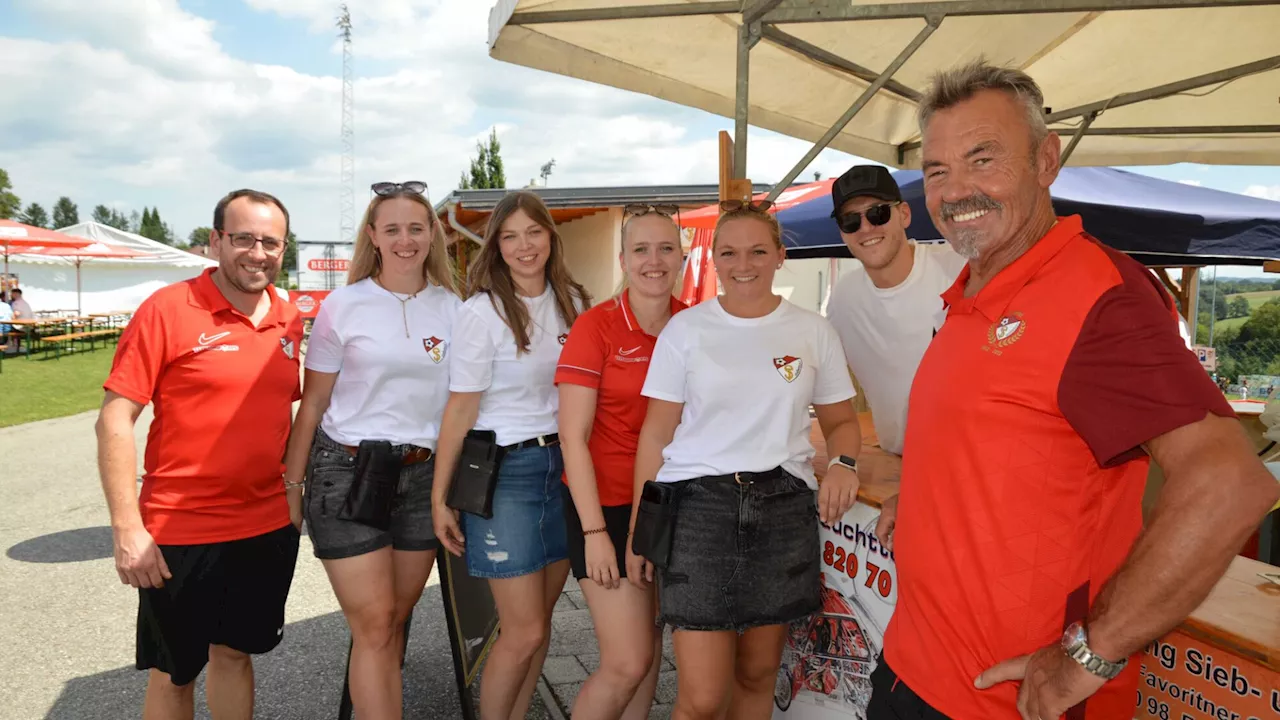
xmin=336 ymin=4 xmax=355 ymax=254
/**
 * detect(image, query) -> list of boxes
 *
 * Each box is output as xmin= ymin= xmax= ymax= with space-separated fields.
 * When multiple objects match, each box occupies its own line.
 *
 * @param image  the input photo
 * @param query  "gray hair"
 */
xmin=917 ymin=59 xmax=1049 ymax=147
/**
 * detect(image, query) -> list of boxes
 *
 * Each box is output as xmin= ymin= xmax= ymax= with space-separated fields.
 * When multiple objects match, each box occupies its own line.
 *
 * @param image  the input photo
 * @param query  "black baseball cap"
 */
xmin=830 ymin=165 xmax=902 ymax=217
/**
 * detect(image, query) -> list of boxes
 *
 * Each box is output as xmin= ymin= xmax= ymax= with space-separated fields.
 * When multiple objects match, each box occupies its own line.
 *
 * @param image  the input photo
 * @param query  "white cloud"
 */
xmin=1244 ymin=185 xmax=1280 ymax=202
xmin=1 ymin=0 xmax=862 ymax=244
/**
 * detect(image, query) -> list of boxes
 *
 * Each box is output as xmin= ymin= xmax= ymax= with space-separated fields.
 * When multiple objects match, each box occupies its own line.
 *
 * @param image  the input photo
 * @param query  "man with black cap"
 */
xmin=825 ymin=164 xmax=965 ymax=467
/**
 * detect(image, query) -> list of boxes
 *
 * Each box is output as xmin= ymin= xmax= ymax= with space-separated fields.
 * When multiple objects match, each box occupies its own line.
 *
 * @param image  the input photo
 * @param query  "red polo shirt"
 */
xmin=884 ymin=216 xmax=1234 ymax=720
xmin=105 ymin=268 xmax=304 ymax=545
xmin=554 ymin=291 xmax=687 ymax=506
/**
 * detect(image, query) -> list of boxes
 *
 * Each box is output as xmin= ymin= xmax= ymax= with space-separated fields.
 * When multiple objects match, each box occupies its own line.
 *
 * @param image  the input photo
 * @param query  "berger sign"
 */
xmin=297 ymin=242 xmax=355 ymax=291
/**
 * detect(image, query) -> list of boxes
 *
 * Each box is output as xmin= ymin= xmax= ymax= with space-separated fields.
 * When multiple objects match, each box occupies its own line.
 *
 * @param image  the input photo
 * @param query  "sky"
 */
xmin=2 ymin=0 xmax=1279 ymax=278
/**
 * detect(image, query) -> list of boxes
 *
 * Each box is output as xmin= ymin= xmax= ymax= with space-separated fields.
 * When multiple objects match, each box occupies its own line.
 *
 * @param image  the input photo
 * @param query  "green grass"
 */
xmin=1225 ymin=290 xmax=1280 ymax=310
xmin=0 ymin=348 xmax=114 ymax=428
xmin=1214 ymin=315 xmax=1251 ymax=333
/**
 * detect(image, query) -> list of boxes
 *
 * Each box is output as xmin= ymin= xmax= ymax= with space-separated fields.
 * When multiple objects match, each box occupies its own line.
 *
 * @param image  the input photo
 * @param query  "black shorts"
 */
xmin=867 ymin=656 xmax=953 ymax=719
xmin=561 ymin=484 xmax=632 ymax=581
xmin=136 ymin=524 xmax=300 ymax=686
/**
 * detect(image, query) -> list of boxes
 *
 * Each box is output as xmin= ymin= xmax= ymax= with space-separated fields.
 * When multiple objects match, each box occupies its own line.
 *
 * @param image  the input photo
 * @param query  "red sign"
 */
xmin=288 ymin=290 xmax=331 ymax=319
xmin=1136 ymin=630 xmax=1279 ymax=720
xmin=307 ymin=258 xmax=349 ymax=272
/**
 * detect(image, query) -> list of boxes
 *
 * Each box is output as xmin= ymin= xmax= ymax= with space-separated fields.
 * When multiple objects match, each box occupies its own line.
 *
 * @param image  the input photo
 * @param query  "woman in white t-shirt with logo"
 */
xmin=282 ymin=181 xmax=460 ymax=719
xmin=432 ymin=190 xmax=592 ymax=720
xmin=629 ymin=201 xmax=864 ymax=719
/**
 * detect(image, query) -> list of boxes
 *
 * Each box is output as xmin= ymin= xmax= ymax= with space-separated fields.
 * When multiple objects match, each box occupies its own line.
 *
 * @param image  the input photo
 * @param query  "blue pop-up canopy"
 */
xmin=779 ymin=167 xmax=1280 ymax=267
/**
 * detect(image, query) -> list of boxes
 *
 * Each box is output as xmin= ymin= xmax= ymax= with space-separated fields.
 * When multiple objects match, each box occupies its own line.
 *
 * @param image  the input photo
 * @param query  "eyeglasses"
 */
xmin=371 ymin=181 xmax=428 ymax=196
xmin=834 ymin=201 xmax=899 ymax=234
xmin=223 ymin=232 xmax=285 ymax=254
xmin=624 ymin=203 xmax=679 ymax=218
xmin=719 ymin=199 xmax=774 ymax=214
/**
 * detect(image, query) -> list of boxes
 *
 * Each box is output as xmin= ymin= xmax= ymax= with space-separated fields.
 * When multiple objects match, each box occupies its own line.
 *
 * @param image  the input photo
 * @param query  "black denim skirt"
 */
xmin=658 ymin=469 xmax=821 ymax=632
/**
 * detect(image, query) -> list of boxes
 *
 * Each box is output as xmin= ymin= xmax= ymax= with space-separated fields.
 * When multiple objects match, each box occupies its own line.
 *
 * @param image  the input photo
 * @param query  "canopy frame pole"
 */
xmin=764 ymin=16 xmax=940 ymax=202
xmin=759 ymin=26 xmax=921 ymax=102
xmin=743 ymin=0 xmax=787 ymax=24
xmin=760 ymin=0 xmax=1280 ymax=24
xmin=1058 ymin=111 xmax=1097 ymax=165
xmin=733 ymin=21 xmax=761 ymax=179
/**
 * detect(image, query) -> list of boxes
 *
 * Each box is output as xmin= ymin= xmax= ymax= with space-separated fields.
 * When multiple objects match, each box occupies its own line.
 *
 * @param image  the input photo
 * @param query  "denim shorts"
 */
xmin=304 ymin=427 xmax=438 ymax=560
xmin=658 ymin=470 xmax=821 ymax=632
xmin=462 ymin=445 xmax=568 ymax=579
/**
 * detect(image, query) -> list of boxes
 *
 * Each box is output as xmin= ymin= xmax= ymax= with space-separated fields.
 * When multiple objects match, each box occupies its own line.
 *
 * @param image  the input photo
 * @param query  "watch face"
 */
xmin=1062 ymin=622 xmax=1087 ymax=650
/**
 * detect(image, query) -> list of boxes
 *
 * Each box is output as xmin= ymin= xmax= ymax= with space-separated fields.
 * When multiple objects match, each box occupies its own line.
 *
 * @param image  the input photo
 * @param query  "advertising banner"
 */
xmin=296 ymin=242 xmax=353 ymax=291
xmin=774 ymin=501 xmax=897 ymax=720
xmin=287 ymin=289 xmax=331 ymax=319
xmin=1137 ymin=631 xmax=1279 ymax=720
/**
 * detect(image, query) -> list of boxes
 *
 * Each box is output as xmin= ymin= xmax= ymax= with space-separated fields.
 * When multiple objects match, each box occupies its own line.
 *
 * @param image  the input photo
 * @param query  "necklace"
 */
xmin=375 ymin=277 xmax=425 ymax=338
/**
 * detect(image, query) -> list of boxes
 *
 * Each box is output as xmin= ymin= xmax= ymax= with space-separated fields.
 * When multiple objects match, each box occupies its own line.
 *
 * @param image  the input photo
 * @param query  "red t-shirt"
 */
xmin=885 ymin=216 xmax=1234 ymax=720
xmin=554 ymin=292 xmax=687 ymax=506
xmin=104 ymin=268 xmax=304 ymax=545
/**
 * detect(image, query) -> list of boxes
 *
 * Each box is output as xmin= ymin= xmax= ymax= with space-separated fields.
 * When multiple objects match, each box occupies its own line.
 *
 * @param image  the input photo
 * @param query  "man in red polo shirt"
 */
xmin=95 ymin=189 xmax=304 ymax=720
xmin=869 ymin=61 xmax=1280 ymax=720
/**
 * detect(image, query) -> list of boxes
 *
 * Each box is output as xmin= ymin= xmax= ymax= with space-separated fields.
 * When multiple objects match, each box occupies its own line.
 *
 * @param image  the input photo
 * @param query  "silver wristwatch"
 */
xmin=1061 ymin=622 xmax=1126 ymax=680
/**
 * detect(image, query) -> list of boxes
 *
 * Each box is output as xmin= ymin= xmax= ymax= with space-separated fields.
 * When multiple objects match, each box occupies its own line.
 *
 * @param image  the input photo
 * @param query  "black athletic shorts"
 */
xmin=867 ymin=656 xmax=953 ymax=719
xmin=136 ymin=523 xmax=300 ymax=686
xmin=562 ymin=484 xmax=632 ymax=581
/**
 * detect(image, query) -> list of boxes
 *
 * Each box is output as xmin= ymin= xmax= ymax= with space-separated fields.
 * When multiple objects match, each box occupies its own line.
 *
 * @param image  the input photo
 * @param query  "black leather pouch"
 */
xmin=337 ymin=440 xmax=400 ymax=530
xmin=446 ymin=429 xmax=504 ymax=519
xmin=630 ymin=480 xmax=680 ymax=568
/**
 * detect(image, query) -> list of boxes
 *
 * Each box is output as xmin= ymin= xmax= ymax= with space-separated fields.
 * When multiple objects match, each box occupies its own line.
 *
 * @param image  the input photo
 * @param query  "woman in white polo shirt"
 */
xmin=281 ymin=181 xmax=460 ymax=719
xmin=628 ymin=202 xmax=864 ymax=719
xmin=432 ymin=190 xmax=592 ymax=720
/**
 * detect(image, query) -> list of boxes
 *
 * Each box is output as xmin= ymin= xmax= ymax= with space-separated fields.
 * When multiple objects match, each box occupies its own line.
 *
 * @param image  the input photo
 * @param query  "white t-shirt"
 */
xmin=642 ymin=298 xmax=856 ymax=488
xmin=304 ymin=278 xmax=462 ymax=449
xmin=825 ymin=241 xmax=966 ymax=455
xmin=450 ymin=288 xmax=579 ymax=447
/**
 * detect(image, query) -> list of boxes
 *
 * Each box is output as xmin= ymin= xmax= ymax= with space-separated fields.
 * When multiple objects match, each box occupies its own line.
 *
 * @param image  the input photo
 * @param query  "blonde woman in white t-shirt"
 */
xmin=629 ymin=202 xmax=864 ymax=720
xmin=432 ymin=190 xmax=592 ymax=720
xmin=282 ymin=181 xmax=460 ymax=720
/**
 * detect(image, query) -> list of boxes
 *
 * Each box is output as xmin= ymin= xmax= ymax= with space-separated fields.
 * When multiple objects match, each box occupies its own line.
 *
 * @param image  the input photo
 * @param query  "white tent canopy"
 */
xmin=8 ymin=221 xmax=215 ymax=315
xmin=488 ymin=0 xmax=1280 ymax=193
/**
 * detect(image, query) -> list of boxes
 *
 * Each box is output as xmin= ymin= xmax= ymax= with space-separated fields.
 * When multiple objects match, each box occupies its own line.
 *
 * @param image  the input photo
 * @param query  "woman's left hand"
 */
xmin=818 ymin=466 xmax=860 ymax=525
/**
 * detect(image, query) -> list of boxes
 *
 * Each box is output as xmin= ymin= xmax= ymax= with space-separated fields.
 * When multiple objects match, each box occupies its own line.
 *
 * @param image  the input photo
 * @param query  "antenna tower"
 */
xmin=337 ymin=4 xmax=355 ymax=261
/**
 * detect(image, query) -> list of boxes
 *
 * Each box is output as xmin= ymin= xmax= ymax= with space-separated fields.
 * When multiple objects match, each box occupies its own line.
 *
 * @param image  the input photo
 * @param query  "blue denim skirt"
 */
xmin=658 ymin=470 xmax=821 ymax=632
xmin=462 ymin=445 xmax=569 ymax=579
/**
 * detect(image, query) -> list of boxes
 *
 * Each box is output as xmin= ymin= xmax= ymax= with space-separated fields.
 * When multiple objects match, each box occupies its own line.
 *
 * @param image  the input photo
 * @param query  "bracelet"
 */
xmin=583 ymin=527 xmax=608 ymax=536
xmin=284 ymin=481 xmax=304 ymax=489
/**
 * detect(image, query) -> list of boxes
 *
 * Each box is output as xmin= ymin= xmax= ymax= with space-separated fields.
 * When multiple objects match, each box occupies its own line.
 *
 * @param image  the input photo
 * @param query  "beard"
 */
xmin=949 ymin=228 xmax=985 ymax=260
xmin=221 ymin=258 xmax=279 ymax=294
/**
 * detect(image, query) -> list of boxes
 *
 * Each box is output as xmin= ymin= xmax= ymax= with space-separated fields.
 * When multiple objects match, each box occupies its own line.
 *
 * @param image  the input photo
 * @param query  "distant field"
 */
xmin=1214 ymin=315 xmax=1250 ymax=332
xmin=1225 ymin=290 xmax=1280 ymax=310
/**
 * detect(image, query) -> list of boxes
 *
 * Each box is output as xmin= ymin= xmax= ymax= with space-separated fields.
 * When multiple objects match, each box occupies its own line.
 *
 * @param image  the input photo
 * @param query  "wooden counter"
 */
xmin=810 ymin=411 xmax=900 ymax=509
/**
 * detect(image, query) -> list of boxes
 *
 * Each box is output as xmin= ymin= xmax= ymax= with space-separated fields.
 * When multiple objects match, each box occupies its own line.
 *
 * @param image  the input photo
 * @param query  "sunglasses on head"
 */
xmin=624 ymin=203 xmax=679 ymax=218
xmin=719 ymin=199 xmax=774 ymax=214
xmin=835 ymin=201 xmax=899 ymax=234
xmin=371 ymin=181 xmax=428 ymax=197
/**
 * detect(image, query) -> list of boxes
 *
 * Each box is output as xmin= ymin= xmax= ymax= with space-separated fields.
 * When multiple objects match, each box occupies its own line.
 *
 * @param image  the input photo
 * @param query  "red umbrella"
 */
xmin=678 ymin=179 xmax=836 ymax=231
xmin=0 ymin=220 xmax=95 ymax=292
xmin=21 ymin=244 xmax=154 ymax=315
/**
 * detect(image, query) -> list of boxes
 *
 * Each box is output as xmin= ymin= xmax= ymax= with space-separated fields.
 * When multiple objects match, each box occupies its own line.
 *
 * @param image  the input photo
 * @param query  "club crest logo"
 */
xmin=983 ymin=312 xmax=1026 ymax=355
xmin=558 ymin=333 xmax=568 ymax=345
xmin=279 ymin=337 xmax=295 ymax=360
xmin=423 ymin=336 xmax=446 ymax=364
xmin=773 ymin=355 xmax=803 ymax=383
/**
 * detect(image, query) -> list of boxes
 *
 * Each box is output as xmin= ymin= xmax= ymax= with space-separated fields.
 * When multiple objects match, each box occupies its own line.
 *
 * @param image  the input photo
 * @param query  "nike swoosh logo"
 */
xmin=619 ymin=346 xmax=641 ymax=356
xmin=198 ymin=331 xmax=231 ymax=346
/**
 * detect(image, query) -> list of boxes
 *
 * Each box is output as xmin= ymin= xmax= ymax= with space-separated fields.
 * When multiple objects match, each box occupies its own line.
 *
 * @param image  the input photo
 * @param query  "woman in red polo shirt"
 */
xmin=554 ymin=206 xmax=687 ymax=719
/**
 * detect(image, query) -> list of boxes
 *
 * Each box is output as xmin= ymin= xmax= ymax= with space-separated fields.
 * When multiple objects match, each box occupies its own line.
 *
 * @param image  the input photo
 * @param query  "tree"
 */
xmin=52 ymin=197 xmax=79 ymax=229
xmin=92 ymin=205 xmax=113 ymax=225
xmin=129 ymin=210 xmax=141 ymax=234
xmin=0 ymin=169 xmax=20 ymax=220
xmin=458 ymin=127 xmax=507 ymax=190
xmin=18 ymin=202 xmax=49 ymax=229
xmin=188 ymin=226 xmax=213 ymax=247
xmin=107 ymin=209 xmax=130 ymax=231
xmin=1228 ymin=296 xmax=1251 ymax=318
xmin=137 ymin=207 xmax=176 ymax=246
xmin=277 ymin=231 xmax=298 ymax=287
xmin=540 ymin=158 xmax=556 ymax=186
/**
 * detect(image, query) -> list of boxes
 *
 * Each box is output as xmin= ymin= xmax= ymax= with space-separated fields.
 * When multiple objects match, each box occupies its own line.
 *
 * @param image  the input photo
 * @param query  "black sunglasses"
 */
xmin=371 ymin=181 xmax=428 ymax=196
xmin=624 ymin=203 xmax=679 ymax=218
xmin=835 ymin=201 xmax=899 ymax=234
xmin=719 ymin=199 xmax=774 ymax=214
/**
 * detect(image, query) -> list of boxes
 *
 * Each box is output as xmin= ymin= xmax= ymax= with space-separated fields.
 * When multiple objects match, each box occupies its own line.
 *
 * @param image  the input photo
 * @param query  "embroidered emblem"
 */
xmin=558 ymin=333 xmax=568 ymax=345
xmin=280 ymin=337 xmax=296 ymax=360
xmin=423 ymin=336 xmax=446 ymax=364
xmin=773 ymin=355 xmax=803 ymax=383
xmin=983 ymin=312 xmax=1026 ymax=356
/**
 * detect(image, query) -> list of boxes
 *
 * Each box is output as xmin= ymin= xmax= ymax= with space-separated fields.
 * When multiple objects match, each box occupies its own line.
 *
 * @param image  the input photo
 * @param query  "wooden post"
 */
xmin=717 ymin=130 xmax=754 ymax=203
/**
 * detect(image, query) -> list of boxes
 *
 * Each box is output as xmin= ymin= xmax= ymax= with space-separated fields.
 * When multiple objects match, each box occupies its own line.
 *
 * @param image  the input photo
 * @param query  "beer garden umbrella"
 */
xmin=0 ymin=219 xmax=95 ymax=286
xmin=18 ymin=244 xmax=155 ymax=316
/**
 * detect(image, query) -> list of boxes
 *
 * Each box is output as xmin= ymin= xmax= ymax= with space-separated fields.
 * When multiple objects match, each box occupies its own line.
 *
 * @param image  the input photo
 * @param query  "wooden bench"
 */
xmin=39 ymin=328 xmax=121 ymax=358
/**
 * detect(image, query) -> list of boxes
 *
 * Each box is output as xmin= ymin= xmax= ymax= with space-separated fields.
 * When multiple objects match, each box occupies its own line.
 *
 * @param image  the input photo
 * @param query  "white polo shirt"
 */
xmin=304 ymin=278 xmax=462 ymax=449
xmin=641 ymin=298 xmax=856 ymax=488
xmin=826 ymin=241 xmax=966 ymax=455
xmin=450 ymin=287 xmax=580 ymax=447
